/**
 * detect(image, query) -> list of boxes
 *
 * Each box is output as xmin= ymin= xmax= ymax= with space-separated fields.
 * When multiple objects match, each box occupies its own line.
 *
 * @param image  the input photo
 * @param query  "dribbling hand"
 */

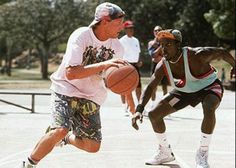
xmin=132 ymin=112 xmax=143 ymax=130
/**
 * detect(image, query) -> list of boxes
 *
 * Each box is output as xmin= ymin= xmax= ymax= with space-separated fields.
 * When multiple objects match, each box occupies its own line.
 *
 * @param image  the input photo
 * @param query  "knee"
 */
xmin=202 ymin=95 xmax=220 ymax=113
xmin=49 ymin=127 xmax=69 ymax=140
xmin=84 ymin=142 xmax=101 ymax=153
xmin=148 ymin=110 xmax=163 ymax=123
xmin=202 ymin=102 xmax=217 ymax=116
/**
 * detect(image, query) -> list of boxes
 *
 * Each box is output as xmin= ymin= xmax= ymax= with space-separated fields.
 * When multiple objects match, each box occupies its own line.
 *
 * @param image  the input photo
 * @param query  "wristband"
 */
xmin=135 ymin=104 xmax=144 ymax=114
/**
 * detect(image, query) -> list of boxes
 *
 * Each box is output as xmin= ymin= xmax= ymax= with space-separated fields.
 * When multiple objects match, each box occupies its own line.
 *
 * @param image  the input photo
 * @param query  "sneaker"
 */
xmin=145 ymin=145 xmax=175 ymax=165
xmin=196 ymin=149 xmax=210 ymax=168
xmin=17 ymin=161 xmax=36 ymax=168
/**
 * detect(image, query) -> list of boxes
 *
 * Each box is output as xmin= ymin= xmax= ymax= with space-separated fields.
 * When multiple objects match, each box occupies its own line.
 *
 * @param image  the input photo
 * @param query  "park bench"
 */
xmin=0 ymin=91 xmax=51 ymax=113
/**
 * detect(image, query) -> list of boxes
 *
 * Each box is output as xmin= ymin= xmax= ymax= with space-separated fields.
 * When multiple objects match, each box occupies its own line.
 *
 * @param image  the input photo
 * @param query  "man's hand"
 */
xmin=132 ymin=104 xmax=145 ymax=130
xmin=102 ymin=58 xmax=129 ymax=70
xmin=132 ymin=112 xmax=143 ymax=130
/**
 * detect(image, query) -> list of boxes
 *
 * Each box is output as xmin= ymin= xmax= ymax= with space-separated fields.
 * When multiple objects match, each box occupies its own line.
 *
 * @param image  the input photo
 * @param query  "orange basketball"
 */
xmin=104 ymin=64 xmax=139 ymax=95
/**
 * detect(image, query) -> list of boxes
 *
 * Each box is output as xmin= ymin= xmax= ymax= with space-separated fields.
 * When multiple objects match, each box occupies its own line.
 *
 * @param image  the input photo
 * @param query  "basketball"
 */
xmin=104 ymin=64 xmax=139 ymax=95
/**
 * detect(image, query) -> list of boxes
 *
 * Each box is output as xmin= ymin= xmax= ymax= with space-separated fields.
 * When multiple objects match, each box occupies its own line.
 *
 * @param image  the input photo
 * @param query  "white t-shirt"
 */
xmin=119 ymin=35 xmax=141 ymax=63
xmin=50 ymin=27 xmax=124 ymax=105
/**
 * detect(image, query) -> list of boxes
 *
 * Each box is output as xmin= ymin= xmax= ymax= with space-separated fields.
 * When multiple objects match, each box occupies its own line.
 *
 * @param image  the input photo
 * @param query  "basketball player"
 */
xmin=132 ymin=29 xmax=235 ymax=167
xmin=18 ymin=2 xmax=134 ymax=168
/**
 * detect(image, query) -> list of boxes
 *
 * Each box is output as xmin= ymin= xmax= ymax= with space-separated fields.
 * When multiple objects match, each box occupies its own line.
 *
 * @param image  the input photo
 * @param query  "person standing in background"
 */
xmin=147 ymin=25 xmax=169 ymax=109
xmin=119 ymin=20 xmax=142 ymax=115
xmin=221 ymin=68 xmax=226 ymax=83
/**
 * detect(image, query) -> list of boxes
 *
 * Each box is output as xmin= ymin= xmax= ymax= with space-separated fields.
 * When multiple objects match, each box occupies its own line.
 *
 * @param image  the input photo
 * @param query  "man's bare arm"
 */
xmin=139 ymin=62 xmax=165 ymax=106
xmin=196 ymin=47 xmax=235 ymax=67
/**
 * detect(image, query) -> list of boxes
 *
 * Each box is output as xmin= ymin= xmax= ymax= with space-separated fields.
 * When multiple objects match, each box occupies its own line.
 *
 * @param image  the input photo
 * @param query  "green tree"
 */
xmin=14 ymin=0 xmax=89 ymax=79
xmin=0 ymin=3 xmax=26 ymax=76
xmin=174 ymin=0 xmax=219 ymax=46
xmin=0 ymin=0 xmax=91 ymax=79
xmin=204 ymin=0 xmax=235 ymax=47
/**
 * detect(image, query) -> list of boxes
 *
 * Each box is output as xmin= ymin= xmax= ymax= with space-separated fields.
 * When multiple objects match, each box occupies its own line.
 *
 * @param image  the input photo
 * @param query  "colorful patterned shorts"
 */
xmin=50 ymin=92 xmax=102 ymax=142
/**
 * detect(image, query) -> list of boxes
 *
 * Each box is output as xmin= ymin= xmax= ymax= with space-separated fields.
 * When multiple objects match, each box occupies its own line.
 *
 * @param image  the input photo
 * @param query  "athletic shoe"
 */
xmin=145 ymin=145 xmax=175 ymax=165
xmin=196 ymin=149 xmax=210 ymax=168
xmin=17 ymin=161 xmax=36 ymax=168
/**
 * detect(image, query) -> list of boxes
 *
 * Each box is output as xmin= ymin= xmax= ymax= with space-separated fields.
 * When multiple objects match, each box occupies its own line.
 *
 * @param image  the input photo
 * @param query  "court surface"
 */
xmin=0 ymin=89 xmax=235 ymax=168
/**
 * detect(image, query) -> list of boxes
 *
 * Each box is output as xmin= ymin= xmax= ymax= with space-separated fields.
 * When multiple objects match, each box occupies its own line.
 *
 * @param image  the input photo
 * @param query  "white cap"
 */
xmin=89 ymin=2 xmax=125 ymax=27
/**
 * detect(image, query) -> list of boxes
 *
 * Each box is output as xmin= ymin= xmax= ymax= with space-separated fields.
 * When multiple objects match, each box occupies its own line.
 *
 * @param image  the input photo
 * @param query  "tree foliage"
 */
xmin=0 ymin=0 xmax=235 ymax=78
xmin=204 ymin=0 xmax=235 ymax=42
xmin=0 ymin=0 xmax=91 ymax=78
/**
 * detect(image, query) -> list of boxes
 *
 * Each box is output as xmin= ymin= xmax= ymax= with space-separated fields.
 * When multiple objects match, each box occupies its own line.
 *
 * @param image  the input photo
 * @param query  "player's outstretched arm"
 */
xmin=132 ymin=62 xmax=165 ymax=130
xmin=196 ymin=47 xmax=235 ymax=67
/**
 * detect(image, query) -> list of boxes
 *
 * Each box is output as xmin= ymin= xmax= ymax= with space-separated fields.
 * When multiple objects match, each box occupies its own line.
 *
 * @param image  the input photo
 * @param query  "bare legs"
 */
xmin=30 ymin=128 xmax=100 ymax=161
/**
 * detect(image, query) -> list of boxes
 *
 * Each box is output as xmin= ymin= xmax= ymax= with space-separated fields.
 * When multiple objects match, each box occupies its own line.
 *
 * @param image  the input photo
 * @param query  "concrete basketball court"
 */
xmin=0 ymin=89 xmax=235 ymax=168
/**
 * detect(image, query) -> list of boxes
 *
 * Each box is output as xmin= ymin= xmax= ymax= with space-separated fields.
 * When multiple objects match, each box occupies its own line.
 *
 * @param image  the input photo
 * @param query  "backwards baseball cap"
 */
xmin=89 ymin=2 xmax=125 ymax=27
xmin=123 ymin=20 xmax=134 ymax=28
xmin=157 ymin=29 xmax=182 ymax=42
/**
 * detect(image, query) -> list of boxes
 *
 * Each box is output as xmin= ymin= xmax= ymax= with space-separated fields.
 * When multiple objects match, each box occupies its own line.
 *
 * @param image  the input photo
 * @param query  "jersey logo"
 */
xmin=82 ymin=45 xmax=115 ymax=66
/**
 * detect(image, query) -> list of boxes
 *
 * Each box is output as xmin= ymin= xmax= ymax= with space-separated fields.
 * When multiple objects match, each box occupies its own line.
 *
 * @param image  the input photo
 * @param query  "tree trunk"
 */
xmin=36 ymin=45 xmax=43 ymax=74
xmin=0 ymin=57 xmax=2 ymax=67
xmin=41 ymin=43 xmax=50 ymax=79
xmin=6 ymin=54 xmax=12 ymax=76
xmin=5 ymin=38 xmax=13 ymax=76
xmin=6 ymin=44 xmax=12 ymax=76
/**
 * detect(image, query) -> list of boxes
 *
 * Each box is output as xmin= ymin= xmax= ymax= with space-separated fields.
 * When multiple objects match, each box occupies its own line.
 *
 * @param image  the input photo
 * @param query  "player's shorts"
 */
xmin=130 ymin=63 xmax=142 ymax=88
xmin=163 ymin=79 xmax=224 ymax=111
xmin=50 ymin=92 xmax=102 ymax=142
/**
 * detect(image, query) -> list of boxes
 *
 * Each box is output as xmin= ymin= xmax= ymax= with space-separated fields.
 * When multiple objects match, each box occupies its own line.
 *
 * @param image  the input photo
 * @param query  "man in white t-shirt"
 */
xmin=18 ymin=2 xmax=134 ymax=168
xmin=119 ymin=20 xmax=142 ymax=114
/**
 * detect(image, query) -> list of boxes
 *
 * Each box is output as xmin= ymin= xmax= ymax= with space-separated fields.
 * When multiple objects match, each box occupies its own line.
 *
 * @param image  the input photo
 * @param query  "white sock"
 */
xmin=156 ymin=132 xmax=169 ymax=147
xmin=27 ymin=156 xmax=39 ymax=165
xmin=200 ymin=132 xmax=212 ymax=151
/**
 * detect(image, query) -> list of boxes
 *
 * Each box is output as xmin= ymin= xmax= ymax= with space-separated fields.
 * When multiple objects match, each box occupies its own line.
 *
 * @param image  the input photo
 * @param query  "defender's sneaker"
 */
xmin=196 ymin=149 xmax=210 ymax=168
xmin=145 ymin=145 xmax=175 ymax=165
